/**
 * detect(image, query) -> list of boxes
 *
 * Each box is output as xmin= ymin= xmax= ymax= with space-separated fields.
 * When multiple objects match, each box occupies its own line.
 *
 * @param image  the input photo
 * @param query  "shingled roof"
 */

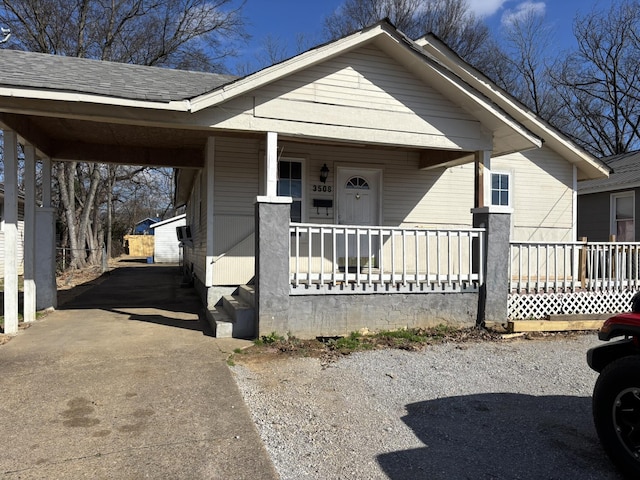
xmin=0 ymin=48 xmax=237 ymax=103
xmin=578 ymin=150 xmax=640 ymax=194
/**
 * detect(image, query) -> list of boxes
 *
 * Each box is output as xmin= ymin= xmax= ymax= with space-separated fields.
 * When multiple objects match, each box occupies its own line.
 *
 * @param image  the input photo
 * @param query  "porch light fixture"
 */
xmin=320 ymin=164 xmax=329 ymax=183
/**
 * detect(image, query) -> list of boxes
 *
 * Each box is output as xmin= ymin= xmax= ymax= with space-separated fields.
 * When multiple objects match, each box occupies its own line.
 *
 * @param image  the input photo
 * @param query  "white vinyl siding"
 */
xmin=0 ymin=202 xmax=25 ymax=276
xmin=256 ymin=46 xmax=475 ymax=122
xmin=182 ymin=137 xmax=261 ymax=286
xmin=151 ymin=215 xmax=186 ymax=263
xmin=199 ymin=45 xmax=489 ymax=152
xmin=0 ymin=222 xmax=24 ymax=276
xmin=214 ymin=138 xmax=260 ymax=216
xmin=493 ymin=146 xmax=574 ymax=241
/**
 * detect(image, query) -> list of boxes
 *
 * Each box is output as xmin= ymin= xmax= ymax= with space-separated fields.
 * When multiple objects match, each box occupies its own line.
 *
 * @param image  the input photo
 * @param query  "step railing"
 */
xmin=289 ymin=223 xmax=485 ymax=294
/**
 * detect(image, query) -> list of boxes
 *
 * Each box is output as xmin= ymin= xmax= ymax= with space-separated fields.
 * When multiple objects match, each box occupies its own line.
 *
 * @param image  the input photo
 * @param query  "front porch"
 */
xmin=234 ymin=200 xmax=511 ymax=339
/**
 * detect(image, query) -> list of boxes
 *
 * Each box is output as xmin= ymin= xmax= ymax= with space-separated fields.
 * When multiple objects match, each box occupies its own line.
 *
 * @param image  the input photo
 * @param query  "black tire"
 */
xmin=632 ymin=292 xmax=640 ymax=313
xmin=593 ymin=355 xmax=640 ymax=479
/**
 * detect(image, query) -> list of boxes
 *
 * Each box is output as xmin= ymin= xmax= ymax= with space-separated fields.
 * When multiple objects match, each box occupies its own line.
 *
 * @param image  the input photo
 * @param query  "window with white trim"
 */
xmin=611 ymin=191 xmax=635 ymax=241
xmin=491 ymin=172 xmax=511 ymax=207
xmin=278 ymin=158 xmax=303 ymax=222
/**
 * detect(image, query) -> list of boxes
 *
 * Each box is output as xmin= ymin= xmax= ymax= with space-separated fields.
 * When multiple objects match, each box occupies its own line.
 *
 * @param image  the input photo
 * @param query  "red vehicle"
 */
xmin=587 ymin=304 xmax=640 ymax=479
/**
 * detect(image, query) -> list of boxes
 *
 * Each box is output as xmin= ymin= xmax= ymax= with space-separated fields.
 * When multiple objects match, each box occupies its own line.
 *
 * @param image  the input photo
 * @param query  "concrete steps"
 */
xmin=206 ymin=285 xmax=256 ymax=339
xmin=237 ymin=285 xmax=255 ymax=307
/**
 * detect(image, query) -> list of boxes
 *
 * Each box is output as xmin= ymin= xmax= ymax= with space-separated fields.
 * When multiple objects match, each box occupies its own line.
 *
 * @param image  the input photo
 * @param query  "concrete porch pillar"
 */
xmin=255 ymin=196 xmax=292 ymax=336
xmin=35 ymin=208 xmax=57 ymax=310
xmin=473 ymin=207 xmax=512 ymax=325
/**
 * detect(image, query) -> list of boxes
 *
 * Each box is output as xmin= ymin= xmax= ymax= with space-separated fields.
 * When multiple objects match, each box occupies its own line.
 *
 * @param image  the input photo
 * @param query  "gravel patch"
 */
xmin=232 ymin=333 xmax=624 ymax=479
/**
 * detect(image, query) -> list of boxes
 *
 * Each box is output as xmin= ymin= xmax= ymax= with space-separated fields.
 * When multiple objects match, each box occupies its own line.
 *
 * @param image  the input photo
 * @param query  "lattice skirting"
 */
xmin=508 ymin=290 xmax=638 ymax=320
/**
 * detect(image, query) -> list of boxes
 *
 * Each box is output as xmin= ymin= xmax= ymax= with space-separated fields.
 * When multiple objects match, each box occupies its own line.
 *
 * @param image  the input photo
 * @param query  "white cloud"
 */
xmin=501 ymin=1 xmax=546 ymax=26
xmin=465 ymin=0 xmax=510 ymax=18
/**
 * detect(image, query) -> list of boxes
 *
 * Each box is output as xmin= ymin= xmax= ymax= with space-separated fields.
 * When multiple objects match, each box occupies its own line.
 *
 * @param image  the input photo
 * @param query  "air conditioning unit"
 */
xmin=176 ymin=225 xmax=193 ymax=247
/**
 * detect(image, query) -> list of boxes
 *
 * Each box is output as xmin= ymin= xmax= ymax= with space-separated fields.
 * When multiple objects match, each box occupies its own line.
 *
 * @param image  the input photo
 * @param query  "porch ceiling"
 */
xmin=0 ymin=112 xmax=215 ymax=168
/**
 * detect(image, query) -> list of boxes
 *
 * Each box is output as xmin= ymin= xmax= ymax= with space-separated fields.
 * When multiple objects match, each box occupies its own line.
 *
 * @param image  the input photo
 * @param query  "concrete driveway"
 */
xmin=0 ymin=262 xmax=277 ymax=479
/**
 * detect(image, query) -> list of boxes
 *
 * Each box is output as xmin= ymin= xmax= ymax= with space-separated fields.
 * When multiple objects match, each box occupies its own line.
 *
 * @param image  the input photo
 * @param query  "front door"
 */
xmin=337 ymin=167 xmax=381 ymax=269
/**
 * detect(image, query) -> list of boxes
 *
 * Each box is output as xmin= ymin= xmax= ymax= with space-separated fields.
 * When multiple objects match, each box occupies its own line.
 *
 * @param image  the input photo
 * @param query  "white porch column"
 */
xmin=23 ymin=144 xmax=36 ymax=323
xmin=265 ymin=132 xmax=278 ymax=198
xmin=3 ymin=130 xmax=19 ymax=334
xmin=572 ymin=165 xmax=578 ymax=240
xmin=205 ymin=137 xmax=215 ymax=288
xmin=474 ymin=150 xmax=492 ymax=208
xmin=35 ymin=157 xmax=57 ymax=310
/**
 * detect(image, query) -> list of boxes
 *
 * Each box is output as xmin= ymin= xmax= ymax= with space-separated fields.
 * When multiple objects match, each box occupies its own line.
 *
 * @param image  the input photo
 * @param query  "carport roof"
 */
xmin=0 ymin=48 xmax=237 ymax=103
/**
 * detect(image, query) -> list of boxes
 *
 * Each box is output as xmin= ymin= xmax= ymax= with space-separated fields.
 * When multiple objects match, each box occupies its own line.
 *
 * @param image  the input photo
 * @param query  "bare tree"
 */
xmin=0 ymin=0 xmax=247 ymax=71
xmin=497 ymin=7 xmax=565 ymax=127
xmin=234 ymin=31 xmax=318 ymax=76
xmin=550 ymin=0 xmax=640 ymax=157
xmin=323 ymin=0 xmax=495 ymax=68
xmin=323 ymin=0 xmax=425 ymax=40
xmin=0 ymin=0 xmax=247 ymax=268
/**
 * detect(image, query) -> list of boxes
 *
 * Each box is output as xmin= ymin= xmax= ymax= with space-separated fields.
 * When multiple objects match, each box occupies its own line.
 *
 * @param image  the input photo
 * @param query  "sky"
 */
xmin=232 ymin=0 xmax=609 ymax=72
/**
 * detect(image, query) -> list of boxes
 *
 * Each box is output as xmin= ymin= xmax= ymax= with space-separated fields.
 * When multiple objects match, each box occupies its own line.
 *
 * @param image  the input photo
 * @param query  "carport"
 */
xmin=0 ymin=48 xmax=237 ymax=333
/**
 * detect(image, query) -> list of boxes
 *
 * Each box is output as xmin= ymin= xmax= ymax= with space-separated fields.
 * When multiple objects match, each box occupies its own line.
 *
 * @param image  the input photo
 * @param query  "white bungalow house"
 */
xmin=174 ymin=22 xmax=609 ymax=337
xmin=0 ymin=20 xmax=608 ymax=337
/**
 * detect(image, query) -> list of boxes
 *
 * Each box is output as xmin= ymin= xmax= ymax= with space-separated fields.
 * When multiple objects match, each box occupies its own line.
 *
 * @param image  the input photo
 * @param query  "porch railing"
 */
xmin=289 ymin=223 xmax=485 ymax=294
xmin=584 ymin=242 xmax=640 ymax=292
xmin=509 ymin=241 xmax=640 ymax=293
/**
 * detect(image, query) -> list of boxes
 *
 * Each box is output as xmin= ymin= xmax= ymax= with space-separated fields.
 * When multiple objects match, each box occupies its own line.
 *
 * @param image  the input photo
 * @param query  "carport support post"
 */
xmin=472 ymin=207 xmax=511 ymax=326
xmin=35 ymin=157 xmax=57 ymax=310
xmin=23 ymin=144 xmax=36 ymax=323
xmin=3 ymin=130 xmax=19 ymax=334
xmin=255 ymin=196 xmax=292 ymax=337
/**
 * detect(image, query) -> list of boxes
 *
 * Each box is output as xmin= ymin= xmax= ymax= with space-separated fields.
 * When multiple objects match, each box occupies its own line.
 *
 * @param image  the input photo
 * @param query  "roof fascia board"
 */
xmin=419 ymin=35 xmax=609 ymax=178
xmin=0 ymin=87 xmax=190 ymax=112
xmin=149 ymin=213 xmax=186 ymax=228
xmin=0 ymin=97 xmax=198 ymax=130
xmin=189 ymin=24 xmax=394 ymax=113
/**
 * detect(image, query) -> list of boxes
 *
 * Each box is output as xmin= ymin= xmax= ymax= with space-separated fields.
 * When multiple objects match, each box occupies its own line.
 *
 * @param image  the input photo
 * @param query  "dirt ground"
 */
xmin=230 ymin=326 xmax=592 ymax=369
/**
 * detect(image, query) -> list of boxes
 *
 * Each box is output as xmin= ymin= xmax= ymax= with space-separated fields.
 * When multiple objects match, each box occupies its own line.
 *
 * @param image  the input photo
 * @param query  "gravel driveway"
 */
xmin=232 ymin=333 xmax=623 ymax=479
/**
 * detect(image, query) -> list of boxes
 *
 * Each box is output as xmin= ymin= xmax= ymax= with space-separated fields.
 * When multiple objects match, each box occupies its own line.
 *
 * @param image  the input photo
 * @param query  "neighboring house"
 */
xmin=149 ymin=214 xmax=186 ymax=263
xmin=0 ymin=20 xmax=610 ymax=338
xmin=133 ymin=217 xmax=160 ymax=235
xmin=578 ymin=150 xmax=640 ymax=242
xmin=0 ymin=185 xmax=25 ymax=276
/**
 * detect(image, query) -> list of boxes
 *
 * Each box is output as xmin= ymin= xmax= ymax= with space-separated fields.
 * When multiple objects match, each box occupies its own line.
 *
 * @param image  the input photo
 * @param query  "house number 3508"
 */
xmin=312 ymin=185 xmax=332 ymax=192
